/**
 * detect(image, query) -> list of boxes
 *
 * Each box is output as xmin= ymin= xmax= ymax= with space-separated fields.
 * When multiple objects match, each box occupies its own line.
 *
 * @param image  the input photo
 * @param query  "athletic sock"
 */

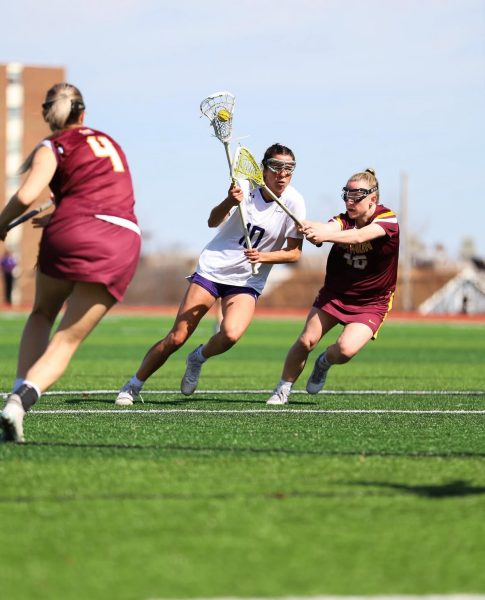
xmin=277 ymin=379 xmax=293 ymax=392
xmin=12 ymin=378 xmax=25 ymax=393
xmin=318 ymin=352 xmax=331 ymax=368
xmin=12 ymin=382 xmax=40 ymax=412
xmin=129 ymin=375 xmax=145 ymax=391
xmin=195 ymin=345 xmax=207 ymax=363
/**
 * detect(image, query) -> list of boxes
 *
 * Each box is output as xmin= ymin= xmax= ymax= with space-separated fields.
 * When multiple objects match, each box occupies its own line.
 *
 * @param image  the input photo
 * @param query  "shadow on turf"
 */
xmin=1 ymin=482 xmax=485 ymax=504
xmin=344 ymin=479 xmax=485 ymax=498
xmin=19 ymin=441 xmax=485 ymax=460
xmin=64 ymin=396 xmax=316 ymax=406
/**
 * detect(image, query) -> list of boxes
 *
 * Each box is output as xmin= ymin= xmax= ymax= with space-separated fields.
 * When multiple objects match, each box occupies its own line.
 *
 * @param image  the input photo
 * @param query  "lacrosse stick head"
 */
xmin=200 ymin=91 xmax=235 ymax=143
xmin=232 ymin=146 xmax=265 ymax=189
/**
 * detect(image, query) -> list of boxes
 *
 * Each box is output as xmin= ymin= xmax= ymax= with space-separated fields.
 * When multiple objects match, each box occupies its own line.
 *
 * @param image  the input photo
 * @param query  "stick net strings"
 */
xmin=232 ymin=147 xmax=265 ymax=188
xmin=200 ymin=92 xmax=235 ymax=144
xmin=200 ymin=93 xmax=259 ymax=274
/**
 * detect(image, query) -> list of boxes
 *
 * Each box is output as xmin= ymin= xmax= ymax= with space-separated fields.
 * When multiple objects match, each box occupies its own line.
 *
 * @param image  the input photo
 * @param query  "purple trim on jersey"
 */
xmin=313 ymin=287 xmax=393 ymax=337
xmin=190 ymin=273 xmax=260 ymax=300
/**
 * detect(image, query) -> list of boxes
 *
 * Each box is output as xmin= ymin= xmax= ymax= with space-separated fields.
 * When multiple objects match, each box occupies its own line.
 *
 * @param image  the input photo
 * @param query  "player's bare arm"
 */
xmin=207 ymin=183 xmax=244 ymax=228
xmin=303 ymin=221 xmax=386 ymax=246
xmin=299 ymin=220 xmax=340 ymax=246
xmin=0 ymin=146 xmax=56 ymax=239
xmin=244 ymin=237 xmax=302 ymax=265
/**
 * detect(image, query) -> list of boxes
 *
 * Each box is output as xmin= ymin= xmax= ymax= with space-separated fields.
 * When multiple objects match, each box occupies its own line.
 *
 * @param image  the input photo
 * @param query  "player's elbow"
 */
xmin=287 ymin=248 xmax=302 ymax=263
xmin=207 ymin=215 xmax=221 ymax=228
xmin=353 ymin=230 xmax=369 ymax=244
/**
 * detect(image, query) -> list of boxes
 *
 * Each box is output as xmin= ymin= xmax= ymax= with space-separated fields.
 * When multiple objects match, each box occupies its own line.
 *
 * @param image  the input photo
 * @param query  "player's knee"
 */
xmin=219 ymin=325 xmax=241 ymax=347
xmin=297 ymin=335 xmax=317 ymax=354
xmin=167 ymin=330 xmax=188 ymax=350
xmin=336 ymin=341 xmax=357 ymax=363
xmin=50 ymin=328 xmax=84 ymax=351
xmin=31 ymin=304 xmax=59 ymax=324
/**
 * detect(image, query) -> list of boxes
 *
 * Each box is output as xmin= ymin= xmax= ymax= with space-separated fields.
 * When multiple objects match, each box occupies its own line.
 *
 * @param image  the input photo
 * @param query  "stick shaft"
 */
xmin=261 ymin=184 xmax=322 ymax=248
xmin=261 ymin=185 xmax=302 ymax=227
xmin=223 ymin=142 xmax=258 ymax=275
xmin=6 ymin=200 xmax=54 ymax=232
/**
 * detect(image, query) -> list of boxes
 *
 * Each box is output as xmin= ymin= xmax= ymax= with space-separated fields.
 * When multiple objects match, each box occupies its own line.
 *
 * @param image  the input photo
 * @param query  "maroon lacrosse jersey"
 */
xmin=38 ymin=127 xmax=140 ymax=301
xmin=322 ymin=205 xmax=399 ymax=304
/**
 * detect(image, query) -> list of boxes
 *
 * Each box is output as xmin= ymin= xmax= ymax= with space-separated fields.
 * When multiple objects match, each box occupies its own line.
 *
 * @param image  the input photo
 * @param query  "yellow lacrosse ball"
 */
xmin=217 ymin=108 xmax=231 ymax=122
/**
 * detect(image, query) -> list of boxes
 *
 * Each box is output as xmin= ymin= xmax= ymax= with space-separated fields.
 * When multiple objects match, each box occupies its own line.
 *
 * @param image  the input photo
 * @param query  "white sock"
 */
xmin=277 ymin=379 xmax=293 ymax=392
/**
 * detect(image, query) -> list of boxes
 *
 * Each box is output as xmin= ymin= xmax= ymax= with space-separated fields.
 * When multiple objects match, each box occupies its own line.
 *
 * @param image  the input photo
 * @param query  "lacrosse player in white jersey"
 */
xmin=115 ymin=143 xmax=306 ymax=405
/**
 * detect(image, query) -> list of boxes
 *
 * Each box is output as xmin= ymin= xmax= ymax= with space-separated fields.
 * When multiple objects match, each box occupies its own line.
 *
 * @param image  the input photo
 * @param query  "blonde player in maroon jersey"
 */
xmin=267 ymin=168 xmax=399 ymax=405
xmin=0 ymin=83 xmax=141 ymax=442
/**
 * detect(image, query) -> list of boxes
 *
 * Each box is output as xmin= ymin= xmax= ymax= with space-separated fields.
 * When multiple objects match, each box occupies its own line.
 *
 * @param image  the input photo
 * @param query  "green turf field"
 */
xmin=1 ymin=312 xmax=485 ymax=600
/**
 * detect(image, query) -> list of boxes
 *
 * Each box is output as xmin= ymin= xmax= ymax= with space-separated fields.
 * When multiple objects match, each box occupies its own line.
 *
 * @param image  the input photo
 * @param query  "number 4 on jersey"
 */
xmin=86 ymin=135 xmax=125 ymax=173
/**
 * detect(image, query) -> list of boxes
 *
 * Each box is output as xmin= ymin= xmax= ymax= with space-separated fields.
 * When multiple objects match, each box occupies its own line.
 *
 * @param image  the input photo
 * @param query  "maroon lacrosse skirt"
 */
xmin=38 ymin=215 xmax=141 ymax=302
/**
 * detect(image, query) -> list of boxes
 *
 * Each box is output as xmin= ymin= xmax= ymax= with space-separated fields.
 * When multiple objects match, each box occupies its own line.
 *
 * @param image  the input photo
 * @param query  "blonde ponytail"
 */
xmin=42 ymin=83 xmax=85 ymax=132
xmin=19 ymin=83 xmax=85 ymax=173
xmin=45 ymin=93 xmax=73 ymax=131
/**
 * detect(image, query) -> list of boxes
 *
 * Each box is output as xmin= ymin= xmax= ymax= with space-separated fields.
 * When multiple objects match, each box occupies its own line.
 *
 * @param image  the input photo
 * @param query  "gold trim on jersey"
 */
xmin=374 ymin=210 xmax=397 ymax=221
xmin=373 ymin=292 xmax=394 ymax=339
xmin=334 ymin=215 xmax=344 ymax=229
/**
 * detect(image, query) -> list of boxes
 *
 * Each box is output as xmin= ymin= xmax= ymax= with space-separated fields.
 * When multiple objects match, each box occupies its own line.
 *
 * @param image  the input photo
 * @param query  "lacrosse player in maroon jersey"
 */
xmin=267 ymin=168 xmax=399 ymax=405
xmin=0 ymin=83 xmax=141 ymax=442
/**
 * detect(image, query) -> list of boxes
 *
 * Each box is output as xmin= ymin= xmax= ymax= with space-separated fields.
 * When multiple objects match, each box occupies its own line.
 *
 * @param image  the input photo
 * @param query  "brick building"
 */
xmin=0 ymin=63 xmax=64 ymax=306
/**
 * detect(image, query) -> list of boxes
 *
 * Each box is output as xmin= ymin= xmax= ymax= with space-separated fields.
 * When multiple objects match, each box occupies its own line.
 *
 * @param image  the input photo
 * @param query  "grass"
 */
xmin=0 ymin=312 xmax=485 ymax=600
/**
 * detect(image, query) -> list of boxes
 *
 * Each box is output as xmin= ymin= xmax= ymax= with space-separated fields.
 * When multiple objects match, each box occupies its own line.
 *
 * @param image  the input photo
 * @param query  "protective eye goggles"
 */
xmin=264 ymin=158 xmax=296 ymax=175
xmin=341 ymin=185 xmax=378 ymax=203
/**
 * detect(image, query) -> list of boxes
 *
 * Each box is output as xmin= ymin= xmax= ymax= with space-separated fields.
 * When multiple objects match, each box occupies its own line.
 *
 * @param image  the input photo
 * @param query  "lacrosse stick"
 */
xmin=232 ymin=146 xmax=322 ymax=247
xmin=6 ymin=199 xmax=54 ymax=232
xmin=200 ymin=92 xmax=259 ymax=275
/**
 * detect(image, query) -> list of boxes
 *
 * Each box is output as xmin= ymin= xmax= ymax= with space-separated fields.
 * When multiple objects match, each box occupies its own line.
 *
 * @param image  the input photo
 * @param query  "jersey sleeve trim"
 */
xmin=330 ymin=215 xmax=344 ymax=229
xmin=374 ymin=210 xmax=398 ymax=224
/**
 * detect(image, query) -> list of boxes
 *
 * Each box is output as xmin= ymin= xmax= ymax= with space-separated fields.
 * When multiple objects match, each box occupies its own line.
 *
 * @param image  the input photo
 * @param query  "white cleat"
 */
xmin=115 ymin=383 xmax=143 ymax=406
xmin=181 ymin=345 xmax=204 ymax=396
xmin=266 ymin=388 xmax=290 ymax=405
xmin=306 ymin=353 xmax=331 ymax=394
xmin=1 ymin=394 xmax=26 ymax=443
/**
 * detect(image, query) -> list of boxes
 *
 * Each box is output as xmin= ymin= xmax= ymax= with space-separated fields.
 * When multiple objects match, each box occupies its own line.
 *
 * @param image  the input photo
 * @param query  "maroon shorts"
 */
xmin=38 ymin=215 xmax=141 ymax=302
xmin=313 ymin=287 xmax=393 ymax=336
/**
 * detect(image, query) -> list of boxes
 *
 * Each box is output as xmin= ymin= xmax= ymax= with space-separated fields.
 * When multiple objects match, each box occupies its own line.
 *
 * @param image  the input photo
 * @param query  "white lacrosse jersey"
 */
xmin=196 ymin=179 xmax=306 ymax=294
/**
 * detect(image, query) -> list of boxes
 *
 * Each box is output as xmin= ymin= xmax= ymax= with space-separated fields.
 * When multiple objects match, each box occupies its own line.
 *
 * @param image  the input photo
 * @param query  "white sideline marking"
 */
xmin=148 ymin=595 xmax=485 ymax=600
xmin=31 ymin=409 xmax=485 ymax=415
xmin=30 ymin=389 xmax=485 ymax=396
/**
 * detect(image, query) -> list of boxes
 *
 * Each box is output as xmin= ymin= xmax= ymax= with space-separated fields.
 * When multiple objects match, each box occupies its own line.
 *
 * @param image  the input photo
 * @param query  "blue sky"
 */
xmin=3 ymin=0 xmax=485 ymax=258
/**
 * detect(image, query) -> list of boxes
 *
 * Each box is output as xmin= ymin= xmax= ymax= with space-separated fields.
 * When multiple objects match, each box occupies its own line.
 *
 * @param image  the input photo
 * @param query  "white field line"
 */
xmin=25 ymin=389 xmax=485 ymax=396
xmin=148 ymin=595 xmax=485 ymax=600
xmin=30 ymin=409 xmax=485 ymax=415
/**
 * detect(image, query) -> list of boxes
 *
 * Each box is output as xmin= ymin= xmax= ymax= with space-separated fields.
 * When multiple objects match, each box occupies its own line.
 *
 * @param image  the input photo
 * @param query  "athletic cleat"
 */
xmin=181 ymin=345 xmax=204 ymax=396
xmin=115 ymin=383 xmax=143 ymax=406
xmin=0 ymin=394 xmax=26 ymax=443
xmin=266 ymin=388 xmax=290 ymax=405
xmin=306 ymin=353 xmax=331 ymax=394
